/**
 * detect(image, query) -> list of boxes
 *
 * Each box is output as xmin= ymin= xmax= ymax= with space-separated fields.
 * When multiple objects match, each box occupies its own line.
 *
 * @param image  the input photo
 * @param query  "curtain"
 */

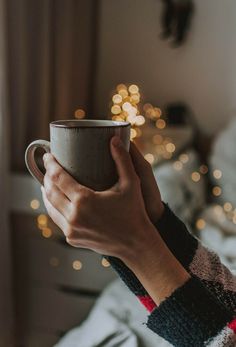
xmin=7 ymin=0 xmax=99 ymax=171
xmin=0 ymin=0 xmax=14 ymax=345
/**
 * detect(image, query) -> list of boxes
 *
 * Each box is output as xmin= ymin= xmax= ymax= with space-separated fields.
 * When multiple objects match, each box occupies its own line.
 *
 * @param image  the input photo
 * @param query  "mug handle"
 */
xmin=25 ymin=140 xmax=51 ymax=185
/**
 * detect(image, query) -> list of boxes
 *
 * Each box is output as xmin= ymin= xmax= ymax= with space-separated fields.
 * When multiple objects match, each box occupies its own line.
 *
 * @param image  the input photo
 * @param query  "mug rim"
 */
xmin=50 ymin=119 xmax=130 ymax=128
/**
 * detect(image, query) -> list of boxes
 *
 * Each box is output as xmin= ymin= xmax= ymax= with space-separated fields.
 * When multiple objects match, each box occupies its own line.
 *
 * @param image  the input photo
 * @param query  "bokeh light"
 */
xmin=74 ymin=109 xmax=85 ymax=119
xmin=196 ymin=219 xmax=206 ymax=230
xmin=72 ymin=260 xmax=83 ymax=271
xmin=212 ymin=186 xmax=222 ymax=197
xmin=213 ymin=169 xmax=222 ymax=180
xmin=101 ymin=258 xmax=111 ymax=268
xmin=191 ymin=172 xmax=201 ymax=182
xmin=30 ymin=199 xmax=40 ymax=210
xmin=144 ymin=153 xmax=155 ymax=165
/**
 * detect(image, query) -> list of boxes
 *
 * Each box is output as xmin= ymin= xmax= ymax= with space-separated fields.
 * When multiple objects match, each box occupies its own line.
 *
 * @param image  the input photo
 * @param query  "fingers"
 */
xmin=129 ymin=142 xmax=151 ymax=178
xmin=110 ymin=136 xmax=137 ymax=186
xmin=41 ymin=186 xmax=68 ymax=232
xmin=44 ymin=173 xmax=72 ymax=218
xmin=43 ymin=153 xmax=90 ymax=202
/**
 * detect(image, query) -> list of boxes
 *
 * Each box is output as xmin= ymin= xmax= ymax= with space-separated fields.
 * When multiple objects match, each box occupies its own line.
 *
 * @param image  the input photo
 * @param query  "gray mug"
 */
xmin=25 ymin=120 xmax=131 ymax=191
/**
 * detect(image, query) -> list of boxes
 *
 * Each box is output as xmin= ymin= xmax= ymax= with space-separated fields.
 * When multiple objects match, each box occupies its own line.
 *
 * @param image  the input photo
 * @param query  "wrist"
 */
xmin=121 ymin=225 xmax=190 ymax=305
xmin=121 ymin=223 xmax=163 ymax=272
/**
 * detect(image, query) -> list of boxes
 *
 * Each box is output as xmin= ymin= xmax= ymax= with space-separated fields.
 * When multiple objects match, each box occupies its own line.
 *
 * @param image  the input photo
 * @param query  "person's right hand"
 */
xmin=129 ymin=143 xmax=165 ymax=225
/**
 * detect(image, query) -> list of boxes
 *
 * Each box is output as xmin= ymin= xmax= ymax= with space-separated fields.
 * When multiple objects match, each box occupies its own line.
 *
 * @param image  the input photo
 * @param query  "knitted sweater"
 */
xmin=106 ymin=205 xmax=236 ymax=347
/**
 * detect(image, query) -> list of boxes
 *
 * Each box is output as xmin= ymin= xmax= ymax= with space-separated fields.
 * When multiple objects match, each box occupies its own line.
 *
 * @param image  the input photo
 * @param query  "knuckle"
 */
xmin=48 ymin=167 xmax=62 ymax=183
xmin=67 ymin=209 xmax=79 ymax=226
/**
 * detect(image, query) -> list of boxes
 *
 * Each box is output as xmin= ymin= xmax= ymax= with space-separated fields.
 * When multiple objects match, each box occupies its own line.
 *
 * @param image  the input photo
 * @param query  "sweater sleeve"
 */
xmin=147 ymin=276 xmax=236 ymax=347
xmin=106 ymin=204 xmax=236 ymax=314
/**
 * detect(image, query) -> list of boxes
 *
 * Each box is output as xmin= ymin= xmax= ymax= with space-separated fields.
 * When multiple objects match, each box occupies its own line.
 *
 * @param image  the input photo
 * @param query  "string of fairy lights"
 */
xmin=29 ymin=83 xmax=236 ymax=271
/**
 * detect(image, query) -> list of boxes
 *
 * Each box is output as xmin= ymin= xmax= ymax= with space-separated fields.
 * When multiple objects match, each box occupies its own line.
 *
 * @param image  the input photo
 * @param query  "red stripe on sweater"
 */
xmin=137 ymin=295 xmax=157 ymax=312
xmin=228 ymin=318 xmax=236 ymax=333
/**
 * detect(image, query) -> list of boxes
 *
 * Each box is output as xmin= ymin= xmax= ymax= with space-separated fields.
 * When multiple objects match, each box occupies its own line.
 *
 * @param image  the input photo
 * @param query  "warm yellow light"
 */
xmin=154 ymin=108 xmax=162 ymax=118
xmin=179 ymin=154 xmax=189 ymax=164
xmin=128 ymin=106 xmax=138 ymax=116
xmin=130 ymin=128 xmax=137 ymax=140
xmin=122 ymin=102 xmax=132 ymax=112
xmin=144 ymin=153 xmax=155 ymax=165
xmin=119 ymin=112 xmax=128 ymax=120
xmin=173 ymin=161 xmax=183 ymax=171
xmin=116 ymin=84 xmax=127 ymax=92
xmin=224 ymin=202 xmax=233 ymax=212
xmin=145 ymin=109 xmax=156 ymax=119
xmin=199 ymin=165 xmax=208 ymax=175
xmin=128 ymin=84 xmax=139 ymax=94
xmin=111 ymin=105 xmax=121 ymax=115
xmin=130 ymin=94 xmax=140 ymax=104
xmin=49 ymin=257 xmax=59 ymax=267
xmin=213 ymin=169 xmax=222 ymax=180
xmin=112 ymin=116 xmax=124 ymax=121
xmin=212 ymin=186 xmax=222 ymax=197
xmin=166 ymin=143 xmax=176 ymax=153
xmin=112 ymin=94 xmax=123 ymax=104
xmin=127 ymin=114 xmax=136 ymax=125
xmin=74 ymin=109 xmax=85 ymax=119
xmin=42 ymin=227 xmax=52 ymax=238
xmin=196 ymin=219 xmax=206 ymax=230
xmin=152 ymin=134 xmax=163 ymax=145
xmin=101 ymin=258 xmax=110 ymax=268
xmin=118 ymin=89 xmax=129 ymax=99
xmin=72 ymin=260 xmax=82 ymax=271
xmin=191 ymin=172 xmax=201 ymax=182
xmin=135 ymin=115 xmax=145 ymax=126
xmin=37 ymin=214 xmax=48 ymax=227
xmin=30 ymin=199 xmax=40 ymax=210
xmin=156 ymin=119 xmax=166 ymax=129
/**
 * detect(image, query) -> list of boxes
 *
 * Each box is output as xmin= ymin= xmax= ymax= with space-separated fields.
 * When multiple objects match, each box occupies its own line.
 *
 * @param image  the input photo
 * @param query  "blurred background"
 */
xmin=1 ymin=0 xmax=236 ymax=346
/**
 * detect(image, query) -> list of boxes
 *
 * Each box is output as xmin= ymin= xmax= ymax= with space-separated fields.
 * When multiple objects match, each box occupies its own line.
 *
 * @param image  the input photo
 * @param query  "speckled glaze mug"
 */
xmin=25 ymin=120 xmax=131 ymax=191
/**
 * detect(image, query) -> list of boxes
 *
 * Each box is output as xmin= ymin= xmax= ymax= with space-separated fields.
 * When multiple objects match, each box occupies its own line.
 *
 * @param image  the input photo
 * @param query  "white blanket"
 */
xmin=54 ymin=280 xmax=170 ymax=347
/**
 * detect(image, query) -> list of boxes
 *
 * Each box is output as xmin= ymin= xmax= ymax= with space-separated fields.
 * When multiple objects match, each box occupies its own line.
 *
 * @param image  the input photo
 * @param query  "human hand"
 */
xmin=130 ymin=143 xmax=164 ymax=225
xmin=41 ymin=136 xmax=159 ymax=263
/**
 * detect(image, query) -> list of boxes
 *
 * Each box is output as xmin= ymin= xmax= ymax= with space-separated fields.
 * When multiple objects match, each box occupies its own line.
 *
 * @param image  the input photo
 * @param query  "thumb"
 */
xmin=110 ymin=136 xmax=136 ymax=185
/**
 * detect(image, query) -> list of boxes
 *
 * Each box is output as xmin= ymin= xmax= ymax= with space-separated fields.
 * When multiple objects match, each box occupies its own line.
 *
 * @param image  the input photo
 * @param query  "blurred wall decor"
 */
xmin=160 ymin=0 xmax=194 ymax=46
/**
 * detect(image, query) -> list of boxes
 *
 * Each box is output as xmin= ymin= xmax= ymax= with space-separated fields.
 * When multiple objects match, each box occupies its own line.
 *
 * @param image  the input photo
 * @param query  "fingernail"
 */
xmin=112 ymin=136 xmax=122 ymax=148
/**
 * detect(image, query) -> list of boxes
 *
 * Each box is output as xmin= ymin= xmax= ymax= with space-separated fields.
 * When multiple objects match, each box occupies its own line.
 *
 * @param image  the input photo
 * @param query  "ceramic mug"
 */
xmin=25 ymin=119 xmax=131 ymax=191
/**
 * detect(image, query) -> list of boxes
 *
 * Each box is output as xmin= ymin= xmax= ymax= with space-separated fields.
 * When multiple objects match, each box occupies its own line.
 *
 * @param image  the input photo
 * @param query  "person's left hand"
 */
xmin=41 ymin=136 xmax=159 ymax=263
